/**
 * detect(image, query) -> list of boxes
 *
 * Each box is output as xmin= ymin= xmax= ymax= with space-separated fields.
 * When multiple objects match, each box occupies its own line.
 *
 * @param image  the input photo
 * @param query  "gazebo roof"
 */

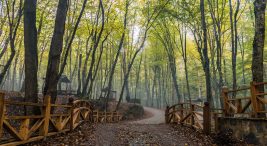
xmin=59 ymin=75 xmax=71 ymax=83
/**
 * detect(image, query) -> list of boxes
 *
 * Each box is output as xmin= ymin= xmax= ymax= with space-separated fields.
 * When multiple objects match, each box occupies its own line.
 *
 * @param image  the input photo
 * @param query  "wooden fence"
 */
xmin=0 ymin=93 xmax=86 ymax=145
xmin=222 ymin=81 xmax=267 ymax=117
xmin=93 ymin=110 xmax=122 ymax=123
xmin=165 ymin=102 xmax=211 ymax=134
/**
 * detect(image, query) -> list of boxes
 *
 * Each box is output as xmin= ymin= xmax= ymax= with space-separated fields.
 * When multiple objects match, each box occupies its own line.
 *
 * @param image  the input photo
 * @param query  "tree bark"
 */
xmin=252 ymin=0 xmax=266 ymax=84
xmin=200 ymin=0 xmax=213 ymax=106
xmin=106 ymin=0 xmax=129 ymax=111
xmin=24 ymin=0 xmax=39 ymax=115
xmin=77 ymin=54 xmax=82 ymax=95
xmin=43 ymin=0 xmax=68 ymax=103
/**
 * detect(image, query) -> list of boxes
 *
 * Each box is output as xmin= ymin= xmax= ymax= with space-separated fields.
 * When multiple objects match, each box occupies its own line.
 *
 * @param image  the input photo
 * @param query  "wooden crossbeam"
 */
xmin=3 ymin=120 xmax=24 ymax=140
xmin=28 ymin=119 xmax=44 ymax=137
xmin=0 ymin=92 xmax=115 ymax=146
xmin=227 ymin=102 xmax=238 ymax=112
xmin=193 ymin=113 xmax=203 ymax=129
xmin=241 ymin=100 xmax=251 ymax=113
xmin=180 ymin=112 xmax=192 ymax=123
xmin=257 ymin=97 xmax=267 ymax=104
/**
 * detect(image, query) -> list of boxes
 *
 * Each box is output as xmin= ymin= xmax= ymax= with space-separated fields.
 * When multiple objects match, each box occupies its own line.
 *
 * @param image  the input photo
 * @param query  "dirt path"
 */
xmin=94 ymin=123 xmax=213 ymax=146
xmin=130 ymin=107 xmax=165 ymax=124
xmin=28 ymin=107 xmax=213 ymax=146
xmin=94 ymin=107 xmax=213 ymax=146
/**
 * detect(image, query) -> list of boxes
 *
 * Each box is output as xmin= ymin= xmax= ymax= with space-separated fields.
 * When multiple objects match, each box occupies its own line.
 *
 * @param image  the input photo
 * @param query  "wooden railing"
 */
xmin=165 ymin=102 xmax=211 ymax=134
xmin=222 ymin=81 xmax=267 ymax=117
xmin=93 ymin=110 xmax=122 ymax=123
xmin=0 ymin=93 xmax=93 ymax=146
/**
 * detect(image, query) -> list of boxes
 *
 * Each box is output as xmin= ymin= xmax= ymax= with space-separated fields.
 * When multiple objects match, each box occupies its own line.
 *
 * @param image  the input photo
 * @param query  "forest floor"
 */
xmin=28 ymin=107 xmax=214 ymax=146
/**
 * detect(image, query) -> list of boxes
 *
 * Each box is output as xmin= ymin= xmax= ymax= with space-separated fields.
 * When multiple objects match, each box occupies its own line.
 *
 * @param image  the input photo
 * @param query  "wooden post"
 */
xmin=237 ymin=99 xmax=242 ymax=113
xmin=0 ymin=92 xmax=5 ymax=138
xmin=104 ymin=112 xmax=107 ymax=123
xmin=68 ymin=98 xmax=74 ymax=131
xmin=203 ymin=102 xmax=211 ymax=135
xmin=165 ymin=106 xmax=169 ymax=123
xmin=96 ymin=110 xmax=99 ymax=123
xmin=180 ymin=104 xmax=184 ymax=123
xmin=222 ymin=87 xmax=229 ymax=116
xmin=19 ymin=119 xmax=30 ymax=140
xmin=191 ymin=104 xmax=195 ymax=126
xmin=40 ymin=95 xmax=51 ymax=136
xmin=250 ymin=81 xmax=260 ymax=117
xmin=213 ymin=113 xmax=218 ymax=132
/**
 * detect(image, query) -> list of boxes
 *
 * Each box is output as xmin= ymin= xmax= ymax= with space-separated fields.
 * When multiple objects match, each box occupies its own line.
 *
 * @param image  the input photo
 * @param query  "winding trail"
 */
xmin=94 ymin=107 xmax=212 ymax=146
xmin=28 ymin=107 xmax=213 ymax=146
xmin=130 ymin=107 xmax=165 ymax=124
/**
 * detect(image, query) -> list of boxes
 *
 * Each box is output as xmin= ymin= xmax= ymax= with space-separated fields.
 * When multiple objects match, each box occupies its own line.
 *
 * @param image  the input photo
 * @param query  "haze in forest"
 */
xmin=0 ymin=0 xmax=266 ymax=110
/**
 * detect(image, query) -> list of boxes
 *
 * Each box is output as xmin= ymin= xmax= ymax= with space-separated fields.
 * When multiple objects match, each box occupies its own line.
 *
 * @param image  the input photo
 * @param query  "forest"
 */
xmin=0 ymin=0 xmax=266 ymax=110
xmin=0 ymin=0 xmax=266 ymax=145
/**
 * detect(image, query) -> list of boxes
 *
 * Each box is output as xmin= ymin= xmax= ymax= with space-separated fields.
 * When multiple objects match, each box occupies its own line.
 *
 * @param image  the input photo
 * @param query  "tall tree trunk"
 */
xmin=200 ymin=0 xmax=213 ymax=106
xmin=252 ymin=0 xmax=266 ymax=117
xmin=229 ymin=0 xmax=239 ymax=92
xmin=24 ymin=0 xmax=39 ymax=115
xmin=82 ymin=0 xmax=104 ymax=97
xmin=58 ymin=0 xmax=88 ymax=78
xmin=239 ymin=34 xmax=246 ymax=84
xmin=252 ymin=0 xmax=266 ymax=84
xmin=144 ymin=55 xmax=151 ymax=106
xmin=178 ymin=26 xmax=191 ymax=102
xmin=107 ymin=0 xmax=129 ymax=111
xmin=77 ymin=54 xmax=82 ymax=95
xmin=43 ymin=0 xmax=68 ymax=104
xmin=12 ymin=40 xmax=22 ymax=91
xmin=134 ymin=56 xmax=142 ymax=102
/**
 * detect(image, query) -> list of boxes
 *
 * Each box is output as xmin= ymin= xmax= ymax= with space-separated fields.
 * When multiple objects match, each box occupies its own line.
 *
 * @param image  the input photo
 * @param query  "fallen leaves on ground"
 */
xmin=27 ymin=122 xmax=96 ymax=146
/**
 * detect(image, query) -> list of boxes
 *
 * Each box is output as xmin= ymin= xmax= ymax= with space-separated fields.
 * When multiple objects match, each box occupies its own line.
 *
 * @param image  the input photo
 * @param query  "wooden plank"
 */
xmin=241 ymin=100 xmax=251 ymax=113
xmin=227 ymin=102 xmax=237 ymax=112
xmin=174 ymin=113 xmax=181 ymax=121
xmin=5 ymin=101 xmax=44 ymax=107
xmin=6 ymin=115 xmax=44 ymax=120
xmin=191 ymin=105 xmax=195 ymax=126
xmin=254 ymin=82 xmax=267 ymax=86
xmin=228 ymin=97 xmax=251 ymax=101
xmin=19 ymin=119 xmax=30 ymax=140
xmin=250 ymin=82 xmax=260 ymax=115
xmin=55 ymin=116 xmax=63 ymax=131
xmin=256 ymin=92 xmax=267 ymax=96
xmin=50 ymin=104 xmax=72 ymax=108
xmin=72 ymin=110 xmax=80 ymax=125
xmin=193 ymin=113 xmax=203 ymax=129
xmin=180 ymin=112 xmax=192 ymax=123
xmin=222 ymin=87 xmax=230 ymax=116
xmin=227 ymin=87 xmax=250 ymax=93
xmin=49 ymin=118 xmax=61 ymax=132
xmin=40 ymin=96 xmax=51 ymax=136
xmin=29 ymin=119 xmax=44 ymax=137
xmin=236 ymin=99 xmax=242 ymax=113
xmin=257 ymin=97 xmax=267 ymax=104
xmin=3 ymin=120 xmax=23 ymax=140
xmin=50 ymin=114 xmax=70 ymax=117
xmin=0 ymin=99 xmax=93 ymax=146
xmin=60 ymin=116 xmax=70 ymax=130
